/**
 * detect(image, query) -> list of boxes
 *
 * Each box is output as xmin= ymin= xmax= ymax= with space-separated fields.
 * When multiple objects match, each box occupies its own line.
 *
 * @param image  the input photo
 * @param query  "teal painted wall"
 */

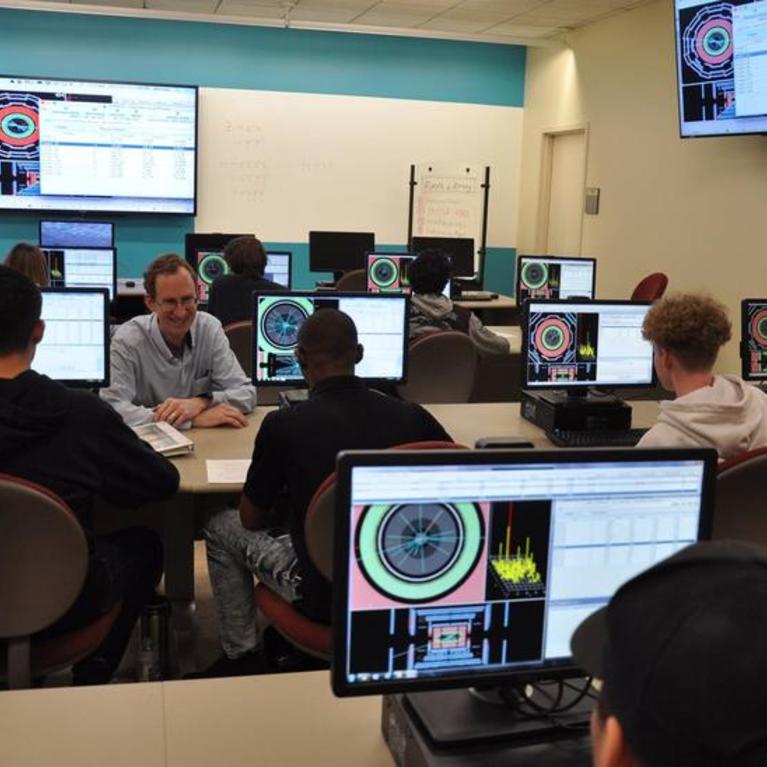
xmin=0 ymin=8 xmax=524 ymax=289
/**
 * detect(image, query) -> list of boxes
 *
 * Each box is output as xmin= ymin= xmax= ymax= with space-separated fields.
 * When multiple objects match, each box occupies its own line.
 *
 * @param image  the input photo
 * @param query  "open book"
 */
xmin=133 ymin=421 xmax=194 ymax=457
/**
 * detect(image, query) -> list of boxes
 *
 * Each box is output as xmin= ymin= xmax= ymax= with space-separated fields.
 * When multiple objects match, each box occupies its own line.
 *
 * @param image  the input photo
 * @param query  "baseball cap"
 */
xmin=571 ymin=540 xmax=767 ymax=766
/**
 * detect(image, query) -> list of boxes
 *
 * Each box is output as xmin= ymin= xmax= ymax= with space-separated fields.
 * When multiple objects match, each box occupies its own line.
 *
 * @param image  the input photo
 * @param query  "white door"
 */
xmin=544 ymin=130 xmax=587 ymax=256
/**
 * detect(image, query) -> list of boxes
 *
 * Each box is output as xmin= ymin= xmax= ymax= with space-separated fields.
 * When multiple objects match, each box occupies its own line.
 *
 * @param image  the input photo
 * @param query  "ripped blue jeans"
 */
xmin=203 ymin=508 xmax=302 ymax=659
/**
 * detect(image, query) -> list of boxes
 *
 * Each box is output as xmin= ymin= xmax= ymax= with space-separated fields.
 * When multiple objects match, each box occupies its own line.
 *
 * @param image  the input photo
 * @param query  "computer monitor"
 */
xmin=410 ymin=236 xmax=474 ymax=277
xmin=332 ymin=447 xmax=716 ymax=696
xmin=42 ymin=247 xmax=117 ymax=301
xmin=516 ymin=255 xmax=597 ymax=304
xmin=253 ymin=291 xmax=408 ymax=385
xmin=523 ymin=300 xmax=655 ymax=390
xmin=265 ymin=251 xmax=292 ymax=290
xmin=184 ymin=233 xmax=251 ymax=304
xmin=39 ymin=220 xmax=114 ymax=248
xmin=366 ymin=253 xmax=450 ymax=298
xmin=34 ymin=288 xmax=110 ymax=388
xmin=308 ymin=231 xmax=375 ymax=273
xmin=741 ymin=299 xmax=767 ymax=381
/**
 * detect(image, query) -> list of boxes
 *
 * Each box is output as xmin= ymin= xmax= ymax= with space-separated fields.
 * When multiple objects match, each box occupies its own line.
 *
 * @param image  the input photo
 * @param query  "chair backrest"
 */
xmin=224 ymin=320 xmax=253 ymax=378
xmin=335 ymin=269 xmax=366 ymax=292
xmin=713 ymin=446 xmax=767 ymax=544
xmin=397 ymin=331 xmax=478 ymax=404
xmin=304 ymin=441 xmax=468 ymax=581
xmin=631 ymin=272 xmax=668 ymax=302
xmin=0 ymin=474 xmax=88 ymax=638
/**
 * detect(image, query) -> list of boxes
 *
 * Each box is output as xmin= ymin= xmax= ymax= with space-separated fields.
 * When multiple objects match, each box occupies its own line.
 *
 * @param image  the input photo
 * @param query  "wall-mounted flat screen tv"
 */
xmin=0 ymin=74 xmax=197 ymax=213
xmin=675 ymin=0 xmax=767 ymax=137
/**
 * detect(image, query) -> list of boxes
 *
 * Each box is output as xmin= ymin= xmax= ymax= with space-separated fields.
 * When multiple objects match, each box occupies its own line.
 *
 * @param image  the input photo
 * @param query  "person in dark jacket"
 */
xmin=0 ymin=265 xmax=179 ymax=684
xmin=207 ymin=236 xmax=284 ymax=326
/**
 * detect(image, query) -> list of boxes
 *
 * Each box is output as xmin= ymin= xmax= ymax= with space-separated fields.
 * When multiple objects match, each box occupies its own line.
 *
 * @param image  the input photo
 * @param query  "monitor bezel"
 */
xmin=38 ymin=219 xmax=115 ymax=248
xmin=264 ymin=250 xmax=293 ymax=291
xmin=0 ymin=73 xmax=198 ymax=215
xmin=38 ymin=287 xmax=111 ymax=388
xmin=42 ymin=246 xmax=117 ymax=303
xmin=521 ymin=298 xmax=656 ymax=392
xmin=331 ymin=446 xmax=718 ymax=698
xmin=410 ymin=236 xmax=475 ymax=278
xmin=251 ymin=290 xmax=410 ymax=387
xmin=366 ymin=252 xmax=414 ymax=294
xmin=515 ymin=254 xmax=597 ymax=305
xmin=308 ymin=231 xmax=376 ymax=273
xmin=740 ymin=298 xmax=767 ymax=381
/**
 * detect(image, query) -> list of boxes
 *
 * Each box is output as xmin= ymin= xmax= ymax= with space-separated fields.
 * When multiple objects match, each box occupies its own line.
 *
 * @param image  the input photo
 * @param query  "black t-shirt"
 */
xmin=243 ymin=376 xmax=452 ymax=621
xmin=0 ymin=370 xmax=179 ymax=529
xmin=207 ymin=273 xmax=284 ymax=327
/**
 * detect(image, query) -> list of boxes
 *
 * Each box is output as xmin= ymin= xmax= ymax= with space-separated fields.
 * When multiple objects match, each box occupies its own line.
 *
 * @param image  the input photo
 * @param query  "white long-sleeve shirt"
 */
xmin=100 ymin=311 xmax=256 ymax=427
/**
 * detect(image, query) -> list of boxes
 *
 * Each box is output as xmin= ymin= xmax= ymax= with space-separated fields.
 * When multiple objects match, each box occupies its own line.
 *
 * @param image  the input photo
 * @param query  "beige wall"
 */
xmin=519 ymin=0 xmax=767 ymax=375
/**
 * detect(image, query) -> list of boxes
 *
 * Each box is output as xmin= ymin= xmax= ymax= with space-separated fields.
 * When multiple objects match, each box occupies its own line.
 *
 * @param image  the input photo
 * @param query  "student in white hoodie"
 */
xmin=637 ymin=293 xmax=767 ymax=458
xmin=407 ymin=249 xmax=510 ymax=355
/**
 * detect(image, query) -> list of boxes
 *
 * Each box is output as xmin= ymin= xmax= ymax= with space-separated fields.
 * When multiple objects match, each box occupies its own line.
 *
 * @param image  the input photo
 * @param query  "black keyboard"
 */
xmin=547 ymin=428 xmax=648 ymax=448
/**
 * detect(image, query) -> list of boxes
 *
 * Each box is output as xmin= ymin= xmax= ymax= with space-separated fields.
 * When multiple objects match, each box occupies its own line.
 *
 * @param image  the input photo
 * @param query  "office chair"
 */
xmin=0 ymin=474 xmax=120 ymax=689
xmin=254 ymin=441 xmax=468 ymax=662
xmin=334 ymin=269 xmax=366 ymax=291
xmin=712 ymin=446 xmax=767 ymax=545
xmin=223 ymin=320 xmax=253 ymax=378
xmin=397 ymin=331 xmax=479 ymax=403
xmin=630 ymin=272 xmax=668 ymax=301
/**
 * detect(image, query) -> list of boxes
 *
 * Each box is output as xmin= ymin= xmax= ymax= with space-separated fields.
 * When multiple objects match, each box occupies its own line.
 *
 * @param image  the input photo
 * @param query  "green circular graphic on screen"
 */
xmin=198 ymin=254 xmax=229 ymax=285
xmin=371 ymin=258 xmax=399 ymax=289
xmin=261 ymin=299 xmax=310 ymax=351
xmin=521 ymin=261 xmax=548 ymax=290
xmin=1 ymin=112 xmax=35 ymax=140
xmin=356 ymin=502 xmax=484 ymax=603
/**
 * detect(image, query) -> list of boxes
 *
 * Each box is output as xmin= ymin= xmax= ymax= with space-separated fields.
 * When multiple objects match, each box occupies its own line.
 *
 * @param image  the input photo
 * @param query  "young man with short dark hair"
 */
xmin=201 ymin=308 xmax=452 ymax=676
xmin=100 ymin=252 xmax=256 ymax=428
xmin=572 ymin=540 xmax=767 ymax=767
xmin=407 ymin=249 xmax=509 ymax=355
xmin=0 ymin=265 xmax=179 ymax=684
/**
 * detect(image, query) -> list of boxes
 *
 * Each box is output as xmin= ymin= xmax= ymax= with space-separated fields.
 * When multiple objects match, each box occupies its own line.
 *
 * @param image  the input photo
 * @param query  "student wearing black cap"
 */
xmin=571 ymin=540 xmax=767 ymax=767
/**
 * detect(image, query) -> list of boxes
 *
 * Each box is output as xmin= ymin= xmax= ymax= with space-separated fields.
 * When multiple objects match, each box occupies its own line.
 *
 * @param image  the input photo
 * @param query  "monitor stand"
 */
xmin=521 ymin=389 xmax=632 ymax=432
xmin=382 ymin=683 xmax=592 ymax=766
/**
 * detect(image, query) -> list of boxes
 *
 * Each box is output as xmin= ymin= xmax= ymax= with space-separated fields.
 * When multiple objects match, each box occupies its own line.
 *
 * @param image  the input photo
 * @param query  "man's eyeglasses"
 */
xmin=157 ymin=296 xmax=198 ymax=311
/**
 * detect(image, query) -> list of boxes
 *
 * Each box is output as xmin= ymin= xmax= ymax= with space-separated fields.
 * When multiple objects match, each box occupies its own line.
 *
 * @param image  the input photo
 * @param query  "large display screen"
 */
xmin=332 ymin=448 xmax=715 ymax=696
xmin=675 ymin=0 xmax=767 ymax=137
xmin=0 ymin=75 xmax=197 ymax=213
xmin=253 ymin=291 xmax=408 ymax=385
xmin=523 ymin=300 xmax=655 ymax=390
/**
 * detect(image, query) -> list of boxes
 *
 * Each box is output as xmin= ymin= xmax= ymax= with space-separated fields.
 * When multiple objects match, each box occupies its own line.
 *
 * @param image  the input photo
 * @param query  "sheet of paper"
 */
xmin=206 ymin=459 xmax=251 ymax=484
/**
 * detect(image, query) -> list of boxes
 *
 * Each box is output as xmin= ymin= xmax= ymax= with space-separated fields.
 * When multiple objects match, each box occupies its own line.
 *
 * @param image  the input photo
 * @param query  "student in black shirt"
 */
xmin=207 ymin=235 xmax=283 ymax=326
xmin=0 ymin=265 xmax=179 ymax=684
xmin=202 ymin=308 xmax=451 ymax=676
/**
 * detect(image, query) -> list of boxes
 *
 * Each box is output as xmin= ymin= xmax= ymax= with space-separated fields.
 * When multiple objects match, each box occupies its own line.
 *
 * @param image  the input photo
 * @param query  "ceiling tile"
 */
xmin=77 ymin=0 xmax=144 ymax=7
xmin=216 ymin=0 xmax=286 ymax=17
xmin=147 ymin=0 xmax=220 ymax=12
xmin=486 ymin=21 xmax=564 ymax=38
xmin=420 ymin=9 xmax=513 ymax=33
xmin=352 ymin=2 xmax=442 ymax=27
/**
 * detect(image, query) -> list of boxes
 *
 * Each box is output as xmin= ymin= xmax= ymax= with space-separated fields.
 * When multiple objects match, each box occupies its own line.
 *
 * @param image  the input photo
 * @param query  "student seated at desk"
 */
xmin=4 ymin=241 xmax=49 ymax=287
xmin=0 ymin=266 xmax=179 ymax=685
xmin=572 ymin=540 xmax=767 ymax=767
xmin=637 ymin=294 xmax=767 ymax=457
xmin=207 ymin=235 xmax=283 ymax=326
xmin=408 ymin=249 xmax=509 ymax=355
xmin=200 ymin=308 xmax=451 ymax=677
xmin=101 ymin=253 xmax=256 ymax=428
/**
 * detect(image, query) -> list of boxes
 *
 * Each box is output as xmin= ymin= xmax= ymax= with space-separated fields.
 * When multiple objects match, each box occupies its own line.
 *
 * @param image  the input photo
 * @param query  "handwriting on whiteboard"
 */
xmin=422 ymin=176 xmax=478 ymax=195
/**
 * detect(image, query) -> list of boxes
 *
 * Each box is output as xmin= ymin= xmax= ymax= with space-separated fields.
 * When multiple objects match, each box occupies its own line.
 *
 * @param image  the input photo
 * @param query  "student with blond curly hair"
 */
xmin=637 ymin=293 xmax=767 ymax=457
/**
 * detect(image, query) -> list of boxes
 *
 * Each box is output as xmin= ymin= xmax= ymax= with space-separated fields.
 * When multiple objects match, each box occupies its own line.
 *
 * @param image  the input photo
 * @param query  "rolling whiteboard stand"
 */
xmin=407 ymin=164 xmax=491 ymax=287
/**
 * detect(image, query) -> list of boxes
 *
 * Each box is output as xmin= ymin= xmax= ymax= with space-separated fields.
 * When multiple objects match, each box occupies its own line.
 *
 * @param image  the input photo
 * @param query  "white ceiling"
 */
xmin=1 ymin=0 xmax=655 ymax=45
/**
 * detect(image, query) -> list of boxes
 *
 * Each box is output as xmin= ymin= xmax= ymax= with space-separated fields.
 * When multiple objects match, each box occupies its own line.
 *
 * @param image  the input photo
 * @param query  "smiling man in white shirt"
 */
xmin=101 ymin=253 xmax=256 ymax=428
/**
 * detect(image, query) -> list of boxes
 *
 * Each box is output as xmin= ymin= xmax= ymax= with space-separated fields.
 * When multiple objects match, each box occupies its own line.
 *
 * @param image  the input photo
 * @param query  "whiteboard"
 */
xmin=196 ymin=87 xmax=523 ymax=247
xmin=412 ymin=163 xmax=487 ymax=272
